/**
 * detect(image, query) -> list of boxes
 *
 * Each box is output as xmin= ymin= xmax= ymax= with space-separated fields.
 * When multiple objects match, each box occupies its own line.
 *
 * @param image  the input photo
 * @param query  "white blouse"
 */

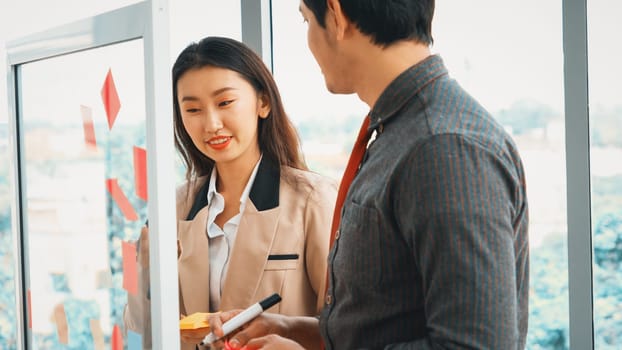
xmin=205 ymin=157 xmax=261 ymax=311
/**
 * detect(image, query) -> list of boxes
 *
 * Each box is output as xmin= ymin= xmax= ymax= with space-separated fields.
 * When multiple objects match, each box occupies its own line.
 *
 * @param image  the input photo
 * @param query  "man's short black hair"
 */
xmin=302 ymin=0 xmax=434 ymax=46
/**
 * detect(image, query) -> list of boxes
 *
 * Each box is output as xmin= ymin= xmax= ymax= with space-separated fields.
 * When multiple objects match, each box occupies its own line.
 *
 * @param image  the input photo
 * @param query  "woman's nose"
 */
xmin=203 ymin=112 xmax=223 ymax=134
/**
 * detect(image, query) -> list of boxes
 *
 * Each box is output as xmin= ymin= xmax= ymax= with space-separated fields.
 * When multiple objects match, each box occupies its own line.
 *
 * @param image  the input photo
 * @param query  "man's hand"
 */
xmin=245 ymin=334 xmax=306 ymax=349
xmin=207 ymin=311 xmax=288 ymax=349
xmin=180 ymin=326 xmax=213 ymax=345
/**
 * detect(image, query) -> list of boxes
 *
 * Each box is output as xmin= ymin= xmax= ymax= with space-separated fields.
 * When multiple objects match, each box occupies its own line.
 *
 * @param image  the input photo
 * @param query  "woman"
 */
xmin=125 ymin=37 xmax=336 ymax=349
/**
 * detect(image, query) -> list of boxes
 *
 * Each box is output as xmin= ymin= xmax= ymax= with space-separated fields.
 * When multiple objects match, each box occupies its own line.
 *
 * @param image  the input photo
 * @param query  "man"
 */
xmin=209 ymin=0 xmax=529 ymax=348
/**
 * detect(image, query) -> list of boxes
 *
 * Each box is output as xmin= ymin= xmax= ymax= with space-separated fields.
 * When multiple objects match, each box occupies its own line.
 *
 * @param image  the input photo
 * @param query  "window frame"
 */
xmin=6 ymin=1 xmax=179 ymax=348
xmin=563 ymin=0 xmax=594 ymax=348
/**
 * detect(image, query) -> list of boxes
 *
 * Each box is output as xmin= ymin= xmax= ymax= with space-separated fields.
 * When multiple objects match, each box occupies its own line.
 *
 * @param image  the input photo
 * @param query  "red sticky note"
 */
xmin=112 ymin=324 xmax=124 ymax=350
xmin=106 ymin=178 xmax=138 ymax=221
xmin=122 ymin=241 xmax=138 ymax=295
xmin=101 ymin=68 xmax=121 ymax=130
xmin=80 ymin=105 xmax=97 ymax=148
xmin=53 ymin=303 xmax=69 ymax=345
xmin=27 ymin=289 xmax=32 ymax=329
xmin=133 ymin=146 xmax=147 ymax=201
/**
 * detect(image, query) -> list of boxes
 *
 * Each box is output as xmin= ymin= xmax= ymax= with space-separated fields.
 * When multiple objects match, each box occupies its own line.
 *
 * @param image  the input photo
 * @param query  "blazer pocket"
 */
xmin=265 ymin=256 xmax=299 ymax=271
xmin=267 ymin=254 xmax=299 ymax=260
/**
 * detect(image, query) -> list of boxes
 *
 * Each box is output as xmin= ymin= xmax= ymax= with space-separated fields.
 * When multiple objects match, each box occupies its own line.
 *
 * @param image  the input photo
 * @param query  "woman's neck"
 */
xmin=214 ymin=154 xmax=261 ymax=196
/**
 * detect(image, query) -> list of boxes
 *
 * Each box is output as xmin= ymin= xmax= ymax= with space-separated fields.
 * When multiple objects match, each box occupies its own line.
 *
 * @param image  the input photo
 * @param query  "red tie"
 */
xmin=320 ymin=117 xmax=371 ymax=350
xmin=323 ymin=116 xmax=371 ymax=290
xmin=329 ymin=116 xmax=371 ymax=248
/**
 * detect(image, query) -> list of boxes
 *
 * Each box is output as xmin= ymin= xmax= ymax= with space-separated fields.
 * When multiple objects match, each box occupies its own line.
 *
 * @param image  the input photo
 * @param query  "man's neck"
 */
xmin=354 ymin=41 xmax=431 ymax=109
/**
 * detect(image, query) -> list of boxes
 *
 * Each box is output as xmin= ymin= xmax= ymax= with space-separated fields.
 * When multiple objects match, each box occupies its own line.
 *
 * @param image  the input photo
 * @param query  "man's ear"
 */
xmin=327 ymin=0 xmax=349 ymax=41
xmin=258 ymin=93 xmax=271 ymax=119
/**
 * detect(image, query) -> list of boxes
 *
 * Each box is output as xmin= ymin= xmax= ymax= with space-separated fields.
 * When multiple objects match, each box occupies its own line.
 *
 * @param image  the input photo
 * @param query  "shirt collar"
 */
xmin=368 ymin=54 xmax=448 ymax=132
xmin=206 ymin=154 xmax=263 ymax=209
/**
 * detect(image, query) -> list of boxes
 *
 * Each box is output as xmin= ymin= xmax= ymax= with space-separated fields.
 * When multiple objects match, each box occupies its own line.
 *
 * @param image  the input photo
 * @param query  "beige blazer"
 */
xmin=125 ymin=159 xmax=336 ymax=349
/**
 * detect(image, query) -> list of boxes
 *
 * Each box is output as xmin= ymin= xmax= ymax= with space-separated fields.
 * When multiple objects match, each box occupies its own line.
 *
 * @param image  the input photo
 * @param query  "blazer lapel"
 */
xmin=177 ymin=207 xmax=211 ymax=314
xmin=220 ymin=201 xmax=280 ymax=309
xmin=220 ymin=158 xmax=281 ymax=309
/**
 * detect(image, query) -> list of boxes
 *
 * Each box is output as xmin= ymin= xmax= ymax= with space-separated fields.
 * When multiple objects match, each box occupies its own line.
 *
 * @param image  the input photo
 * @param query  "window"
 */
xmin=1 ymin=3 xmax=141 ymax=349
xmin=0 ymin=102 xmax=16 ymax=349
xmin=272 ymin=0 xmax=368 ymax=180
xmin=6 ymin=2 xmax=181 ymax=347
xmin=18 ymin=39 xmax=148 ymax=348
xmin=426 ymin=2 xmax=569 ymax=347
xmin=2 ymin=2 xmax=243 ymax=347
xmin=588 ymin=1 xmax=622 ymax=347
xmin=170 ymin=0 xmax=241 ymax=59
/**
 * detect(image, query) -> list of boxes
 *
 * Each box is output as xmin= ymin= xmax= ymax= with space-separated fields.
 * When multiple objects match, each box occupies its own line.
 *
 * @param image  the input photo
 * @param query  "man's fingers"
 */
xmin=208 ymin=310 xmax=242 ymax=338
xmin=180 ymin=334 xmax=206 ymax=345
xmin=246 ymin=334 xmax=304 ymax=350
xmin=227 ymin=319 xmax=269 ymax=348
xmin=228 ymin=331 xmax=251 ymax=348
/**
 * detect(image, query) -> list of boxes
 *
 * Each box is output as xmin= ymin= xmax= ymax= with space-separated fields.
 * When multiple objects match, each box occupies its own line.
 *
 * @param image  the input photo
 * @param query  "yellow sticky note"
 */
xmin=179 ymin=312 xmax=219 ymax=330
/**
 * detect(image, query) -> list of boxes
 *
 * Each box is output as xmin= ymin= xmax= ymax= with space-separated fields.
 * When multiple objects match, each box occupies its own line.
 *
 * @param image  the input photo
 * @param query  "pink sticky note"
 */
xmin=133 ymin=146 xmax=147 ymax=201
xmin=80 ymin=105 xmax=97 ymax=148
xmin=122 ymin=241 xmax=138 ymax=295
xmin=53 ymin=303 xmax=69 ymax=345
xmin=101 ymin=68 xmax=121 ymax=130
xmin=112 ymin=324 xmax=124 ymax=350
xmin=106 ymin=178 xmax=138 ymax=221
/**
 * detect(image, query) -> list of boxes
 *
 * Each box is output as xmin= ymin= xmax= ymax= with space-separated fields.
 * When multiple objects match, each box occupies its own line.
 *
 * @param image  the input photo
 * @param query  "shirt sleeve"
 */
xmin=390 ymin=133 xmax=526 ymax=349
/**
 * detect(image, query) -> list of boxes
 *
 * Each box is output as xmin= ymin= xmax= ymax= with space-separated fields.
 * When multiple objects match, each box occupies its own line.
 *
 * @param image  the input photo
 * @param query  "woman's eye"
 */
xmin=219 ymin=100 xmax=234 ymax=107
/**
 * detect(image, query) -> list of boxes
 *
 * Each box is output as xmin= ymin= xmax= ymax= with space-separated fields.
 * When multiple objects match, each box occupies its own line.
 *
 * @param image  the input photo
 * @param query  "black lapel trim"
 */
xmin=186 ymin=177 xmax=210 ymax=221
xmin=185 ymin=158 xmax=280 ymax=220
xmin=249 ymin=158 xmax=280 ymax=211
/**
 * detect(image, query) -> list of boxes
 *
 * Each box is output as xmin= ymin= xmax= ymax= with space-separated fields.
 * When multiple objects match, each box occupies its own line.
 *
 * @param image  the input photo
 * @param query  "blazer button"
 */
xmin=325 ymin=294 xmax=332 ymax=305
xmin=335 ymin=229 xmax=340 ymax=239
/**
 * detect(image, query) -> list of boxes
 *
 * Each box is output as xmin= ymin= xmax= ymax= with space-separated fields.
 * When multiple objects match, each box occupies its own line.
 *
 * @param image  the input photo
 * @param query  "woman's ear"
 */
xmin=258 ymin=93 xmax=271 ymax=119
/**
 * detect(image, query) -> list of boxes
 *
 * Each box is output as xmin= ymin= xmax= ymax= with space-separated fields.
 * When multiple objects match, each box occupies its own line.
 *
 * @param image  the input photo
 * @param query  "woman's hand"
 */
xmin=136 ymin=223 xmax=182 ymax=268
xmin=137 ymin=225 xmax=149 ymax=268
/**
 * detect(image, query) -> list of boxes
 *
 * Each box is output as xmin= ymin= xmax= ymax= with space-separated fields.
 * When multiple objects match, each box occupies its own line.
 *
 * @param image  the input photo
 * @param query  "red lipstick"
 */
xmin=207 ymin=136 xmax=231 ymax=150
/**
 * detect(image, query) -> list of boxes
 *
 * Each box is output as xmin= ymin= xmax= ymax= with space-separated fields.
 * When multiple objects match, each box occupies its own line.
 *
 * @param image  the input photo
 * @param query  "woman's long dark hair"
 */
xmin=172 ymin=36 xmax=307 ymax=181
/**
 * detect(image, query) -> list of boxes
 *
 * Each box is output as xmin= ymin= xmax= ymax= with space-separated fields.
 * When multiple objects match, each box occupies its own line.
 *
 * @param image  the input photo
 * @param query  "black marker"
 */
xmin=200 ymin=293 xmax=282 ymax=346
